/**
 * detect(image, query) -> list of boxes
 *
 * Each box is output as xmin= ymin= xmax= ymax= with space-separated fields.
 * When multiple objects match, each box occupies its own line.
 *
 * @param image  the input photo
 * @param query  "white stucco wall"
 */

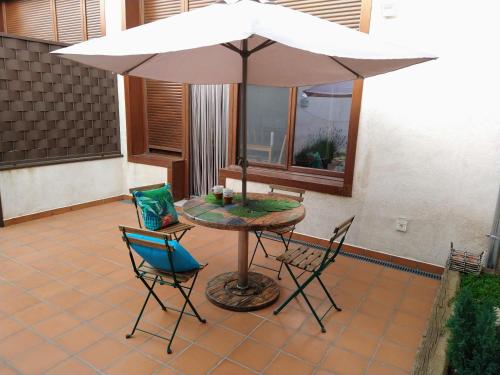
xmin=0 ymin=159 xmax=125 ymax=217
xmin=229 ymin=0 xmax=500 ymax=266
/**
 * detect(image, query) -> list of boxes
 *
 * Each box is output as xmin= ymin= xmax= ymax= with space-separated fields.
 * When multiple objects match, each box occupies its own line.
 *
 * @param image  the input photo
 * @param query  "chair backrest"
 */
xmin=119 ymin=225 xmax=200 ymax=278
xmin=320 ymin=216 xmax=355 ymax=270
xmin=119 ymin=225 xmax=184 ymax=279
xmin=269 ymin=184 xmax=305 ymax=202
xmin=129 ymin=183 xmax=168 ymax=228
xmin=120 ymin=225 xmax=172 ymax=250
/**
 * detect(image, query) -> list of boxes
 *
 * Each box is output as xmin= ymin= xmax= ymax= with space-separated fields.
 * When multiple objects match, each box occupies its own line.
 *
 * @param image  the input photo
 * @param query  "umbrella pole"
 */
xmin=240 ymin=39 xmax=248 ymax=206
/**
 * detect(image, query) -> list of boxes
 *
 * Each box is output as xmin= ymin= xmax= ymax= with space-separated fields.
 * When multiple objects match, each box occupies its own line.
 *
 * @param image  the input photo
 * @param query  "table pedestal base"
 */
xmin=206 ymin=271 xmax=280 ymax=312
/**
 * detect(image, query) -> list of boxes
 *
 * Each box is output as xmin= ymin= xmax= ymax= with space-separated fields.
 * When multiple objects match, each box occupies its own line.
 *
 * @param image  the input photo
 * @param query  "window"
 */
xmin=292 ymin=82 xmax=352 ymax=174
xmin=224 ymin=81 xmax=358 ymax=195
xmin=220 ymin=0 xmax=371 ymax=196
xmin=245 ymin=85 xmax=289 ymax=166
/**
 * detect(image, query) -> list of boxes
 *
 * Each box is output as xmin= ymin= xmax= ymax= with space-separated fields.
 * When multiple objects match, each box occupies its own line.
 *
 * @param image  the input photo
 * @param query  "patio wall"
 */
xmin=228 ymin=0 xmax=500 ymax=266
xmin=0 ymin=0 xmax=167 ymax=221
xmin=2 ymin=0 xmax=499 ymax=268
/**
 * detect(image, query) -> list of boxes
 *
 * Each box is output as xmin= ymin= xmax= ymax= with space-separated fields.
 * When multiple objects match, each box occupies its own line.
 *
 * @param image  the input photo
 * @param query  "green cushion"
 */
xmin=133 ymin=184 xmax=178 ymax=231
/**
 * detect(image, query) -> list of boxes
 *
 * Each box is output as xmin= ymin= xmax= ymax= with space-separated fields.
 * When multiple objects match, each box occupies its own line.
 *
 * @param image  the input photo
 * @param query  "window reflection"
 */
xmin=293 ymin=82 xmax=352 ymax=172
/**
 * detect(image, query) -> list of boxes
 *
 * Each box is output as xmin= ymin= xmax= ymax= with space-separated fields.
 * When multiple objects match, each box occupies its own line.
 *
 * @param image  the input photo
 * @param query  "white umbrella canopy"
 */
xmin=53 ymin=0 xmax=436 ymax=87
xmin=52 ymin=0 xmax=436 ymax=205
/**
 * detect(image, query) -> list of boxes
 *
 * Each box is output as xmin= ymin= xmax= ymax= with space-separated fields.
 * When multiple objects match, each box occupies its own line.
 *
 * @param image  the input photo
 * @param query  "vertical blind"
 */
xmin=2 ymin=0 xmax=104 ymax=41
xmin=190 ymin=85 xmax=229 ymax=196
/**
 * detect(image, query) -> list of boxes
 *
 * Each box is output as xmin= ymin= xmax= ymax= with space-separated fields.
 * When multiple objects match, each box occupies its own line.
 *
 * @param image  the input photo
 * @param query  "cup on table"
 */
xmin=223 ymin=188 xmax=234 ymax=205
xmin=212 ymin=185 xmax=224 ymax=200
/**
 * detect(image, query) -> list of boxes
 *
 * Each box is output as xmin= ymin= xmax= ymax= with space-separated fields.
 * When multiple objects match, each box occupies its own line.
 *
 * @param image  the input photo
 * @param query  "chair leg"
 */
xmin=256 ymin=231 xmax=270 ymax=257
xmin=126 ymin=276 xmax=159 ymax=339
xmin=276 ymin=233 xmax=292 ymax=280
xmin=316 ymin=275 xmax=341 ymax=312
xmin=273 ymin=264 xmax=326 ymax=332
xmin=248 ymin=233 xmax=260 ymax=271
xmin=138 ymin=274 xmax=167 ymax=311
xmin=276 ymin=259 xmax=284 ymax=280
xmin=167 ymin=273 xmax=206 ymax=354
xmin=177 ymin=273 xmax=206 ymax=324
xmin=175 ymin=229 xmax=188 ymax=242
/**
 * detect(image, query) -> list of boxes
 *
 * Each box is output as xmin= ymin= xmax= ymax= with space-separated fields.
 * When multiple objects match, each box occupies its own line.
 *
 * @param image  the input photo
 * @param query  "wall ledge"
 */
xmin=2 ymin=195 xmax=128 ymax=226
xmin=290 ymin=231 xmax=444 ymax=276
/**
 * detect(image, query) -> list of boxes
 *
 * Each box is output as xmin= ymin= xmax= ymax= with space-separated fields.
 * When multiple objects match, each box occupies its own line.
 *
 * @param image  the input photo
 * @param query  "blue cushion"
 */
xmin=125 ymin=233 xmax=200 ymax=272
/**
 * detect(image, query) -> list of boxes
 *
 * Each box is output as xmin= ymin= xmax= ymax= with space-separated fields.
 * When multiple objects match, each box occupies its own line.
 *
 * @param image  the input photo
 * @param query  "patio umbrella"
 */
xmin=52 ymin=0 xmax=436 ymax=205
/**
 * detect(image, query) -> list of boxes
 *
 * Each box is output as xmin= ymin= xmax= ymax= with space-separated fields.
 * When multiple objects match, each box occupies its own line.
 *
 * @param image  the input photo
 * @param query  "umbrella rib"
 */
xmin=221 ymin=43 xmax=243 ymax=56
xmin=329 ymin=56 xmax=363 ymax=80
xmin=249 ymin=39 xmax=276 ymax=55
xmin=220 ymin=39 xmax=276 ymax=56
xmin=122 ymin=53 xmax=159 ymax=75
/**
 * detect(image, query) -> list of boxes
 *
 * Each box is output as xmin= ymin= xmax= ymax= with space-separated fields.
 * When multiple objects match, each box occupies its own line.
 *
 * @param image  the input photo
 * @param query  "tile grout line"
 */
xmin=363 ymin=272 xmax=414 ymax=375
xmin=1 ymin=205 xmax=437 ymax=374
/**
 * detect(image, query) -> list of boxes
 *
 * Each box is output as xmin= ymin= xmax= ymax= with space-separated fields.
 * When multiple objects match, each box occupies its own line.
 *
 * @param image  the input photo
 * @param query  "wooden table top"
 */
xmin=182 ymin=192 xmax=306 ymax=231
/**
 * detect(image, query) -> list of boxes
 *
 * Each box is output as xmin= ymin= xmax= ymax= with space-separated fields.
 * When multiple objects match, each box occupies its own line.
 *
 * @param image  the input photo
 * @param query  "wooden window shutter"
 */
xmin=276 ymin=0 xmax=363 ymax=29
xmin=187 ymin=0 xmax=213 ymax=10
xmin=4 ymin=0 xmax=55 ymax=40
xmin=143 ymin=0 xmax=182 ymax=20
xmin=55 ymin=0 xmax=84 ymax=43
xmin=85 ymin=0 xmax=103 ymax=39
xmin=143 ymin=0 xmax=184 ymax=153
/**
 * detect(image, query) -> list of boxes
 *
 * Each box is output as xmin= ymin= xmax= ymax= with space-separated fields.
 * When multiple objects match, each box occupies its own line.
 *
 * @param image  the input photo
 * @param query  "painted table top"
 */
xmin=182 ymin=192 xmax=306 ymax=231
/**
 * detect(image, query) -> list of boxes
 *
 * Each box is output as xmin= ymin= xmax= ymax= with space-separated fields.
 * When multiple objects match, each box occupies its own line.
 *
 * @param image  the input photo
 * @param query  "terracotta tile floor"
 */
xmin=0 ymin=201 xmax=440 ymax=374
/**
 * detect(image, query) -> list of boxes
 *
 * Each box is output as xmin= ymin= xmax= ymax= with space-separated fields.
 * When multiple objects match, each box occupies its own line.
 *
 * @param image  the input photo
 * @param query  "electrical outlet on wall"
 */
xmin=396 ymin=217 xmax=408 ymax=232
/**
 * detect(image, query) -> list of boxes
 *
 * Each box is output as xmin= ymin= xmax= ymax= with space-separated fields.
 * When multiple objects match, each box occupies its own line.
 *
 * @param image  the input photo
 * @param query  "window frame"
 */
xmin=221 ymin=81 xmax=363 ymax=196
xmin=122 ymin=0 xmax=189 ymax=200
xmin=289 ymin=85 xmax=353 ymax=179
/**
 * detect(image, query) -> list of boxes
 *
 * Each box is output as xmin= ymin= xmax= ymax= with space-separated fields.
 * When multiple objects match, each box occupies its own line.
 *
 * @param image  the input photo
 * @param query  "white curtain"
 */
xmin=190 ymin=84 xmax=229 ymax=197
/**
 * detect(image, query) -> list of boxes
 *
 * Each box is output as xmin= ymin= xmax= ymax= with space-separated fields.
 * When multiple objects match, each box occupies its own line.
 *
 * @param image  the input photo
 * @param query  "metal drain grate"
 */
xmin=261 ymin=232 xmax=442 ymax=280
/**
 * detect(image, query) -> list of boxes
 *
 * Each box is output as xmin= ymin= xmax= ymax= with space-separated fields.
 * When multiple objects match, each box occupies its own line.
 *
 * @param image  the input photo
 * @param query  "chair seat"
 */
xmin=138 ymin=262 xmax=206 ymax=283
xmin=265 ymin=225 xmax=294 ymax=235
xmin=158 ymin=222 xmax=194 ymax=235
xmin=277 ymin=246 xmax=331 ymax=272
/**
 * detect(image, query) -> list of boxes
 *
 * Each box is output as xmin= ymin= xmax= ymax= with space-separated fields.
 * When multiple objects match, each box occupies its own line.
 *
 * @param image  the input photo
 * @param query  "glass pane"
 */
xmin=243 ymin=85 xmax=289 ymax=165
xmin=293 ymin=82 xmax=353 ymax=173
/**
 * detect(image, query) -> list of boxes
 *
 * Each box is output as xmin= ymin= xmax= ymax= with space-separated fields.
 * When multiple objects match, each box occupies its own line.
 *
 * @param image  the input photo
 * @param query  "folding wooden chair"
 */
xmin=273 ymin=216 xmax=355 ymax=332
xmin=249 ymin=184 xmax=305 ymax=279
xmin=129 ymin=183 xmax=194 ymax=242
xmin=119 ymin=225 xmax=206 ymax=354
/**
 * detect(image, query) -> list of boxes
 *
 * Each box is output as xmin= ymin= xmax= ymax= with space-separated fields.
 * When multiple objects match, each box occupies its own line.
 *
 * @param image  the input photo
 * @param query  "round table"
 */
xmin=182 ymin=192 xmax=306 ymax=311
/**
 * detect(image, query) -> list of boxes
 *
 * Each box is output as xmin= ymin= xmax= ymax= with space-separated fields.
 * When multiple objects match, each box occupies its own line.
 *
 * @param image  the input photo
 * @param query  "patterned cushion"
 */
xmin=133 ymin=184 xmax=179 ymax=231
xmin=125 ymin=233 xmax=200 ymax=272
